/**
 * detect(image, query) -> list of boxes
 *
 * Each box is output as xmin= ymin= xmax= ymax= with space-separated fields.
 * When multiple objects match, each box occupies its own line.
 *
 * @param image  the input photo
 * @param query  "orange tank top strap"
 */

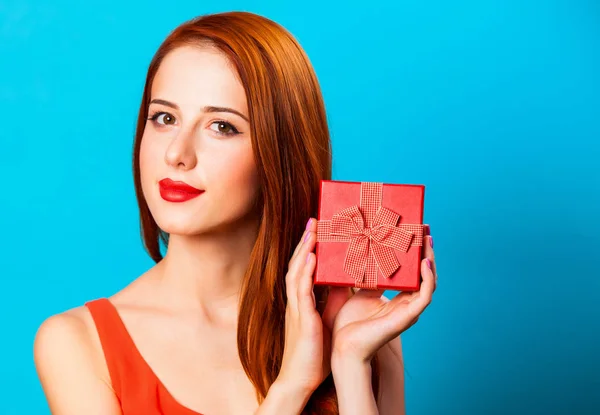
xmin=85 ymin=298 xmax=151 ymax=401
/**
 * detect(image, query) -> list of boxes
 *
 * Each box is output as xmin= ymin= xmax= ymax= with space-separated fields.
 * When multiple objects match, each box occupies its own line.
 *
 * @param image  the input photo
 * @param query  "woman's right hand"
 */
xmin=276 ymin=217 xmax=331 ymax=396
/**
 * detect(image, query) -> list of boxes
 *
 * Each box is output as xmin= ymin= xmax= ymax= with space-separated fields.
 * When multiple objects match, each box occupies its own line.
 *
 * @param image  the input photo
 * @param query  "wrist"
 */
xmin=331 ymin=353 xmax=372 ymax=379
xmin=331 ymin=354 xmax=377 ymax=415
xmin=332 ymin=350 xmax=371 ymax=371
xmin=271 ymin=378 xmax=314 ymax=399
xmin=256 ymin=379 xmax=312 ymax=415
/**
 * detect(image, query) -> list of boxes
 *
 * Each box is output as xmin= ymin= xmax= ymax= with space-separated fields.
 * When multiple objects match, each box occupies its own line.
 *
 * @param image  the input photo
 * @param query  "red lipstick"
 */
xmin=158 ymin=178 xmax=204 ymax=203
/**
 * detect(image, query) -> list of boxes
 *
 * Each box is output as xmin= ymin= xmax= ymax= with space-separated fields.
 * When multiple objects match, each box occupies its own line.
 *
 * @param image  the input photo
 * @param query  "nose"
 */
xmin=164 ymin=128 xmax=198 ymax=170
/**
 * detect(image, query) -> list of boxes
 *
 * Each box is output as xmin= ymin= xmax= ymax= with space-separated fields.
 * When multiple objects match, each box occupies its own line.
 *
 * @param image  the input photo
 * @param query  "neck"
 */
xmin=152 ymin=217 xmax=260 ymax=322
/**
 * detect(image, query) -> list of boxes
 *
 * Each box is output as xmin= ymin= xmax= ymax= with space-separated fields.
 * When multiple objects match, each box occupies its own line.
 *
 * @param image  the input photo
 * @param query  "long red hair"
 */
xmin=131 ymin=11 xmax=380 ymax=413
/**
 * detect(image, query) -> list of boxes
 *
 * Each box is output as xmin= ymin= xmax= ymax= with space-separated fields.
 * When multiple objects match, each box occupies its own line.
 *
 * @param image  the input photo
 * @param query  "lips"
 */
xmin=158 ymin=178 xmax=204 ymax=203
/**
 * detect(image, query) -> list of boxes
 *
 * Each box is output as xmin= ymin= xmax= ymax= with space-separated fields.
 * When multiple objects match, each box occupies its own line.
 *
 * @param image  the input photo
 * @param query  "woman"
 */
xmin=34 ymin=11 xmax=437 ymax=415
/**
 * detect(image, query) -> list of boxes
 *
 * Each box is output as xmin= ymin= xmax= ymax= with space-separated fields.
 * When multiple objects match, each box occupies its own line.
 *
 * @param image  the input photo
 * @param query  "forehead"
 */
xmin=151 ymin=45 xmax=247 ymax=112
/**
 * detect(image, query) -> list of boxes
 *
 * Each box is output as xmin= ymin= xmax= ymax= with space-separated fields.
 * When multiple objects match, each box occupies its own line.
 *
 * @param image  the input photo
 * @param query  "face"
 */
xmin=139 ymin=45 xmax=260 ymax=236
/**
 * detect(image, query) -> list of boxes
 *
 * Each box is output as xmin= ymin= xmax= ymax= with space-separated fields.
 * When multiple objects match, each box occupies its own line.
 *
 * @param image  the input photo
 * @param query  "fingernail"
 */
xmin=305 ymin=218 xmax=312 ymax=230
xmin=430 ymin=236 xmax=434 ymax=248
xmin=426 ymin=258 xmax=431 ymax=269
xmin=306 ymin=252 xmax=311 ymax=263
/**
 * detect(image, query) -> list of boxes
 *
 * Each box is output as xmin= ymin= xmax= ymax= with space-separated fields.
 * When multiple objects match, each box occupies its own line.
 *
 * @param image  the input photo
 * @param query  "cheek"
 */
xmin=139 ymin=134 xmax=164 ymax=193
xmin=210 ymin=144 xmax=259 ymax=200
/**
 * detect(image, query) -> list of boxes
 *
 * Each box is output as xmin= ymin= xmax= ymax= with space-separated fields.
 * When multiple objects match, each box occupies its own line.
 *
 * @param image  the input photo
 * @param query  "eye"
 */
xmin=147 ymin=111 xmax=177 ymax=126
xmin=210 ymin=121 xmax=240 ymax=136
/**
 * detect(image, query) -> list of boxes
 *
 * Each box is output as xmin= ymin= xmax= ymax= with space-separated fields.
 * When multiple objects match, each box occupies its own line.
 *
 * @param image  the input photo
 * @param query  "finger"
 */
xmin=322 ymin=286 xmax=351 ymax=330
xmin=387 ymin=289 xmax=418 ymax=308
xmin=379 ymin=259 xmax=434 ymax=335
xmin=421 ymin=226 xmax=436 ymax=276
xmin=295 ymin=217 xmax=318 ymax=269
xmin=424 ymin=234 xmax=437 ymax=292
xmin=408 ymin=258 xmax=435 ymax=316
xmin=291 ymin=230 xmax=307 ymax=260
xmin=368 ymin=296 xmax=426 ymax=345
xmin=421 ymin=229 xmax=437 ymax=292
xmin=297 ymin=252 xmax=318 ymax=313
xmin=291 ymin=218 xmax=315 ymax=260
xmin=286 ymin=220 xmax=317 ymax=303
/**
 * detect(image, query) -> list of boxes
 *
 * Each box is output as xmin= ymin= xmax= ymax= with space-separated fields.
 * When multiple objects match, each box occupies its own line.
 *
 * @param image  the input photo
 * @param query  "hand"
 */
xmin=323 ymin=226 xmax=437 ymax=362
xmin=276 ymin=218 xmax=331 ymax=395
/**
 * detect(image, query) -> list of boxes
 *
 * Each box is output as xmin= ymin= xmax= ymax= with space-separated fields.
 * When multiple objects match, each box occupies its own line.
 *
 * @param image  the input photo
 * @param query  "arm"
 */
xmin=327 ymin=232 xmax=436 ymax=415
xmin=331 ymin=353 xmax=377 ymax=415
xmin=34 ymin=312 xmax=122 ymax=415
xmin=375 ymin=336 xmax=406 ymax=415
xmin=254 ymin=381 xmax=313 ymax=415
xmin=331 ymin=336 xmax=406 ymax=415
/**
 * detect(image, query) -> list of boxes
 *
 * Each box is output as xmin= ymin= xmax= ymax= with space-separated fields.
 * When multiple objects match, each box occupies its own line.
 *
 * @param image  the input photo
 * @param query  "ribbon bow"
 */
xmin=317 ymin=182 xmax=423 ymax=289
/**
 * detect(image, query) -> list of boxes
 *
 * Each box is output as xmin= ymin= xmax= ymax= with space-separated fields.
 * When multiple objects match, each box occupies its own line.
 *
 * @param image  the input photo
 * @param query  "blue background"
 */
xmin=1 ymin=0 xmax=598 ymax=414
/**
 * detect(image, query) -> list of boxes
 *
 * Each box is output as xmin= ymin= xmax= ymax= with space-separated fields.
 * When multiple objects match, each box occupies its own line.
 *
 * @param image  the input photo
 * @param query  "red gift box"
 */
xmin=314 ymin=180 xmax=426 ymax=291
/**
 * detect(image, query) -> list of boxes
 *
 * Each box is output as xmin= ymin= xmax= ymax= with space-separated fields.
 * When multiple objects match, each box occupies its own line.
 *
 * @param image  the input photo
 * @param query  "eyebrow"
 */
xmin=149 ymin=98 xmax=249 ymax=122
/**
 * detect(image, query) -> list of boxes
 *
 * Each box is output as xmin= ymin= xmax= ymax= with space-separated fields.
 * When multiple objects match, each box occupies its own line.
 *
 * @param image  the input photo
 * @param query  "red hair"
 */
xmin=131 ymin=11 xmax=380 ymax=414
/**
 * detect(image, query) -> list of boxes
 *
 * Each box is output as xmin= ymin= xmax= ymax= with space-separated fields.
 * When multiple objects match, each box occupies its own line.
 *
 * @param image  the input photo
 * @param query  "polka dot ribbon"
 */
xmin=317 ymin=182 xmax=424 ymax=289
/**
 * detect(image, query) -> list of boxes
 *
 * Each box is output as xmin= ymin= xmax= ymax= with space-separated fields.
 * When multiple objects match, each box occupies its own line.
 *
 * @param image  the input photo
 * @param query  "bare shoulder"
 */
xmin=34 ymin=303 xmax=107 ymax=363
xmin=34 ymin=306 xmax=121 ymax=414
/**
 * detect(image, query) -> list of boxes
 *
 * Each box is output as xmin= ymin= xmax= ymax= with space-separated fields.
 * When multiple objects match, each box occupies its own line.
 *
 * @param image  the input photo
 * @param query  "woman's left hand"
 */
xmin=322 ymin=228 xmax=437 ymax=363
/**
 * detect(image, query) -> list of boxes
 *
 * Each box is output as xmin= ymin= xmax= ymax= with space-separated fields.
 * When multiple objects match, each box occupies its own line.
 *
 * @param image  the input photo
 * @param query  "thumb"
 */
xmin=321 ymin=286 xmax=351 ymax=330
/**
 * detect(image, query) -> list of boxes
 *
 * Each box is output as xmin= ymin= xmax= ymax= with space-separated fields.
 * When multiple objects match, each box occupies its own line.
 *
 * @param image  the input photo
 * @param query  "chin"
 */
xmin=150 ymin=206 xmax=211 ymax=233
xmin=152 ymin=212 xmax=229 ymax=237
xmin=154 ymin=220 xmax=204 ymax=236
xmin=156 ymin=211 xmax=258 ymax=237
